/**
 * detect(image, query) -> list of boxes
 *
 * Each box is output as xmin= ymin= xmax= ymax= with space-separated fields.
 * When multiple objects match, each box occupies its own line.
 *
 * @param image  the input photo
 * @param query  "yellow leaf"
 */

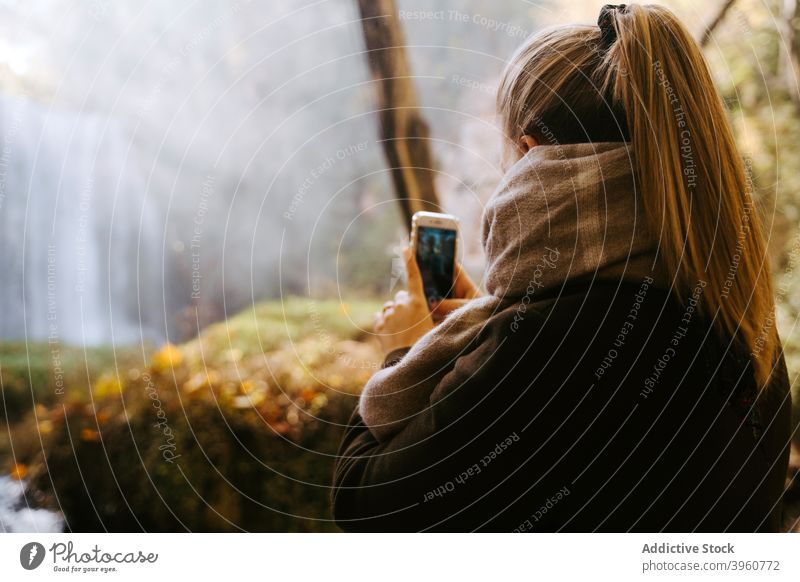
xmin=249 ymin=390 xmax=266 ymax=406
xmin=152 ymin=343 xmax=184 ymax=373
xmin=94 ymin=373 xmax=124 ymax=398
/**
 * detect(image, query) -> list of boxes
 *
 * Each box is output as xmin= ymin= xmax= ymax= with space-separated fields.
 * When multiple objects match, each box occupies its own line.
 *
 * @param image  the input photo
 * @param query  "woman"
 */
xmin=332 ymin=4 xmax=792 ymax=532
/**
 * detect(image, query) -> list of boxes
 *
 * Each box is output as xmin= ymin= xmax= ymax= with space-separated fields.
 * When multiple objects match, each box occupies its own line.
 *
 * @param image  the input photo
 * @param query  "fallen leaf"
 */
xmin=94 ymin=374 xmax=124 ymax=398
xmin=152 ymin=343 xmax=184 ymax=373
xmin=80 ymin=428 xmax=100 ymax=442
xmin=10 ymin=463 xmax=27 ymax=480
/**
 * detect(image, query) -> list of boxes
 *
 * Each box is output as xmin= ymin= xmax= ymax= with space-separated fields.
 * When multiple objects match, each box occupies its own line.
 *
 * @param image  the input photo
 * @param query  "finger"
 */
xmin=393 ymin=290 xmax=409 ymax=303
xmin=430 ymin=310 xmax=446 ymax=324
xmin=430 ymin=298 xmax=470 ymax=319
xmin=403 ymin=247 xmax=426 ymax=300
xmin=382 ymin=301 xmax=394 ymax=311
xmin=373 ymin=311 xmax=384 ymax=331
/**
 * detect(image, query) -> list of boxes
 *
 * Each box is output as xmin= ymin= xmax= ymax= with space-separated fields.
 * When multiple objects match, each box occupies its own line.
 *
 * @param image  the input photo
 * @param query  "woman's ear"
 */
xmin=518 ymin=134 xmax=538 ymax=154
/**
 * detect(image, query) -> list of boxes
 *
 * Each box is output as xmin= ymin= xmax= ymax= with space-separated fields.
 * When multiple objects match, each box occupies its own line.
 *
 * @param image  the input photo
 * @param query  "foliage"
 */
xmin=700 ymin=0 xmax=800 ymax=427
xmin=0 ymin=343 xmax=147 ymax=423
xmin=1 ymin=298 xmax=382 ymax=532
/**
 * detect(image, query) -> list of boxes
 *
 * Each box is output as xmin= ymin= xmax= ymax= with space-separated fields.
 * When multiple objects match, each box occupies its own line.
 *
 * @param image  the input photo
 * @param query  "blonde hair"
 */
xmin=497 ymin=4 xmax=778 ymax=387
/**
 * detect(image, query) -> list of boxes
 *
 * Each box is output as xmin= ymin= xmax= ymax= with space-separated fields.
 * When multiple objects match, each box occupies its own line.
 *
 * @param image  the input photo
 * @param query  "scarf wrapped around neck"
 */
xmin=359 ymin=141 xmax=660 ymax=442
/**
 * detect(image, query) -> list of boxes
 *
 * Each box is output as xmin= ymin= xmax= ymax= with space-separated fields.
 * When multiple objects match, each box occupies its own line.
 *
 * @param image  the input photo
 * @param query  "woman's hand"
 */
xmin=373 ymin=248 xmax=434 ymax=356
xmin=430 ymin=262 xmax=482 ymax=322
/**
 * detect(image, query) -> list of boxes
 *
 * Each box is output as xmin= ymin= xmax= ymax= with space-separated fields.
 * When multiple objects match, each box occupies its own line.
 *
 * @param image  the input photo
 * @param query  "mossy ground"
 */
xmin=0 ymin=298 xmax=382 ymax=532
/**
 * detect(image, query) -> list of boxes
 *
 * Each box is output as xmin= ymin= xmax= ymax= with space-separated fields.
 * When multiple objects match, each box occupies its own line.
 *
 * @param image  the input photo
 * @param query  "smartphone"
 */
xmin=410 ymin=211 xmax=459 ymax=307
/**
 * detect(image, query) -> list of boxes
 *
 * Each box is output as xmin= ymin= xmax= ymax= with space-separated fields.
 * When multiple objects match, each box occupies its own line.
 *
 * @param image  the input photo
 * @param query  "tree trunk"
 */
xmin=356 ymin=0 xmax=440 ymax=229
xmin=779 ymin=0 xmax=800 ymax=105
xmin=700 ymin=0 xmax=737 ymax=47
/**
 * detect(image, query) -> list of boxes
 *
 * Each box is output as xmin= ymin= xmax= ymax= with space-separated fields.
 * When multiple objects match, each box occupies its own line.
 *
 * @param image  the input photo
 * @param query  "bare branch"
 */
xmin=700 ymin=0 xmax=737 ymax=47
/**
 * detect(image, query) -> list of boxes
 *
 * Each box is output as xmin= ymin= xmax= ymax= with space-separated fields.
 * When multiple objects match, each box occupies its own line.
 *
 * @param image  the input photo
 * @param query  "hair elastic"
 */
xmin=598 ymin=4 xmax=627 ymax=49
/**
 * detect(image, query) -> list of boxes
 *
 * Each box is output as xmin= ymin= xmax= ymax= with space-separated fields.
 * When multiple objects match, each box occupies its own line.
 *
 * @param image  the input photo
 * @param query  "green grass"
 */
xmin=181 ymin=297 xmax=380 ymax=364
xmin=0 ymin=342 xmax=149 ymax=422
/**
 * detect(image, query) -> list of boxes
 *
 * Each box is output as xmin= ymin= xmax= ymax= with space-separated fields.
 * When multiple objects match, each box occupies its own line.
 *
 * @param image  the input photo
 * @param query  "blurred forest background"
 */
xmin=0 ymin=0 xmax=798 ymax=531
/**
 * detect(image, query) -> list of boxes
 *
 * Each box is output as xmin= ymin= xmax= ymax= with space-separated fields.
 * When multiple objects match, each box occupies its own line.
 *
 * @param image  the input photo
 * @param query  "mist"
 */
xmin=0 ymin=0 xmax=542 ymax=344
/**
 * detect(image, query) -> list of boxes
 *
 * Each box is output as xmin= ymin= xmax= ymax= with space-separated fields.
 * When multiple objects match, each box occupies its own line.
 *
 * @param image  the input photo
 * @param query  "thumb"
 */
xmin=454 ymin=263 xmax=481 ymax=299
xmin=404 ymin=247 xmax=426 ymax=300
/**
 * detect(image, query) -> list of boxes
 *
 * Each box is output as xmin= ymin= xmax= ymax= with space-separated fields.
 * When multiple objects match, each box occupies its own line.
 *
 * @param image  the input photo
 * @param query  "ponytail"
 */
xmin=497 ymin=4 xmax=780 ymax=388
xmin=604 ymin=4 xmax=778 ymax=387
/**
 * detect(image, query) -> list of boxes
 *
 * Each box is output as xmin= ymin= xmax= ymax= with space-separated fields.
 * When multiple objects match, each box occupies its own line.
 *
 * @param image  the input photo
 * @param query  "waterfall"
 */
xmin=0 ymin=476 xmax=63 ymax=533
xmin=0 ymin=93 xmax=164 ymax=346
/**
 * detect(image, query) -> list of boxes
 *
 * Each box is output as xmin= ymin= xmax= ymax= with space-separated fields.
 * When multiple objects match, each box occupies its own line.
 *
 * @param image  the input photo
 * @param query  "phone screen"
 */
xmin=415 ymin=226 xmax=457 ymax=305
